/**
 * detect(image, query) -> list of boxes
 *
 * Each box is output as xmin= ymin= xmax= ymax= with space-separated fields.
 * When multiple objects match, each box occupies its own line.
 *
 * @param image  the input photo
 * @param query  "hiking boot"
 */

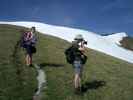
xmin=74 ymin=87 xmax=80 ymax=95
xmin=29 ymin=64 xmax=33 ymax=67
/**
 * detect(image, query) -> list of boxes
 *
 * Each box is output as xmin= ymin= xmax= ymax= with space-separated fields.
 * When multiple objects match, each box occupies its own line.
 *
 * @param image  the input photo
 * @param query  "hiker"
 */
xmin=65 ymin=34 xmax=87 ymax=93
xmin=20 ymin=27 xmax=37 ymax=66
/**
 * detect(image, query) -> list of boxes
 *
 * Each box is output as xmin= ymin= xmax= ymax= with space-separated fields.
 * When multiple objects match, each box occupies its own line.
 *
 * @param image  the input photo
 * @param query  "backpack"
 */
xmin=20 ymin=32 xmax=37 ymax=48
xmin=65 ymin=46 xmax=75 ymax=64
xmin=65 ymin=44 xmax=87 ymax=64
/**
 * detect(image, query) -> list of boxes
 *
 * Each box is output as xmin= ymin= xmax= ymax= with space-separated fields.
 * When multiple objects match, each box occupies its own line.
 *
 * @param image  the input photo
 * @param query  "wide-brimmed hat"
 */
xmin=74 ymin=34 xmax=84 ymax=40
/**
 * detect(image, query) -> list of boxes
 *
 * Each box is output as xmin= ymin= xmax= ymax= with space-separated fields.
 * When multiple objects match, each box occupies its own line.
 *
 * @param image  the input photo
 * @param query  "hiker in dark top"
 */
xmin=65 ymin=34 xmax=87 ymax=93
xmin=20 ymin=27 xmax=37 ymax=66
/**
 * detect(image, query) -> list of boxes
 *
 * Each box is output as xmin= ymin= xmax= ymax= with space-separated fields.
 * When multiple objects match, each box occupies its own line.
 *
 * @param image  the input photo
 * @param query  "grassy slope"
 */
xmin=0 ymin=25 xmax=37 ymax=100
xmin=35 ymin=28 xmax=133 ymax=100
xmin=0 ymin=25 xmax=133 ymax=100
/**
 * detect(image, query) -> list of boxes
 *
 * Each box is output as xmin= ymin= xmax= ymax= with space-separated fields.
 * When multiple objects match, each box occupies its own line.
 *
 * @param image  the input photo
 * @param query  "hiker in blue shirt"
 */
xmin=20 ymin=27 xmax=37 ymax=66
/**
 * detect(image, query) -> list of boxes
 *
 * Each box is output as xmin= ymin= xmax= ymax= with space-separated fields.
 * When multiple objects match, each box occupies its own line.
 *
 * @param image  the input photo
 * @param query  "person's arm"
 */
xmin=79 ymin=41 xmax=85 ymax=53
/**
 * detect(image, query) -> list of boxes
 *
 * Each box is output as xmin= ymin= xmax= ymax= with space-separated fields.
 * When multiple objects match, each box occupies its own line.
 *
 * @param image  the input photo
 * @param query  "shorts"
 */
xmin=25 ymin=45 xmax=32 ymax=56
xmin=73 ymin=60 xmax=83 ymax=75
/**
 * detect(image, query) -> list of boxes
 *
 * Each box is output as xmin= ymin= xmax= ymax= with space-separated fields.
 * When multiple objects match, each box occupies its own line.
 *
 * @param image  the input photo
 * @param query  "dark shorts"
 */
xmin=73 ymin=60 xmax=83 ymax=75
xmin=25 ymin=45 xmax=32 ymax=56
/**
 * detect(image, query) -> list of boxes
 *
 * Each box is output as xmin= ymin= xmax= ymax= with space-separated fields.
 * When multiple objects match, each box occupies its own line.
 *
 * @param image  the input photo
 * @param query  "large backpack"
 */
xmin=65 ymin=43 xmax=87 ymax=64
xmin=20 ymin=32 xmax=37 ymax=48
xmin=65 ymin=46 xmax=75 ymax=64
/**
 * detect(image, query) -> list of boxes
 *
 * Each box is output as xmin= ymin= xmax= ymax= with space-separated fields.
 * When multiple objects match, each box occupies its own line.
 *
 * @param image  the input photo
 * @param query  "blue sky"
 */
xmin=0 ymin=0 xmax=133 ymax=36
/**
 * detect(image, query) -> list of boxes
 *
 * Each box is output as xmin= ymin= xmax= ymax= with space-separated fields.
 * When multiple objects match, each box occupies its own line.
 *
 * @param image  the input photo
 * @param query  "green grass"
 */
xmin=0 ymin=25 xmax=133 ymax=100
xmin=0 ymin=25 xmax=37 ymax=100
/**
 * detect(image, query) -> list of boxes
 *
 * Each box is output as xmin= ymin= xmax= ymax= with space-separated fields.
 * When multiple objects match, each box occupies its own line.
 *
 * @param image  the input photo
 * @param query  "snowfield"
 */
xmin=0 ymin=21 xmax=133 ymax=63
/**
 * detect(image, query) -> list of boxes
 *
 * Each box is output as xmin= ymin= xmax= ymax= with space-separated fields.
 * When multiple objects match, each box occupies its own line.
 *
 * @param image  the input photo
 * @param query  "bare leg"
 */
xmin=29 ymin=54 xmax=32 ymax=65
xmin=78 ymin=77 xmax=81 ymax=88
xmin=26 ymin=54 xmax=32 ymax=66
xmin=74 ymin=74 xmax=80 ymax=89
xmin=79 ymin=67 xmax=83 ymax=89
xmin=26 ymin=55 xmax=30 ymax=66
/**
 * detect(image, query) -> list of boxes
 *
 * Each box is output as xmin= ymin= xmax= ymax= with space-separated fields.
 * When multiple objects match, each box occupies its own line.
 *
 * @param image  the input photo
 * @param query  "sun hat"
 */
xmin=74 ymin=34 xmax=84 ymax=40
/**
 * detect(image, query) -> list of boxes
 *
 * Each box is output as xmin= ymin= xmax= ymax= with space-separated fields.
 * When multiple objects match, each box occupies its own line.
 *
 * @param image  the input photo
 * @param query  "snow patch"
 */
xmin=103 ymin=32 xmax=127 ymax=45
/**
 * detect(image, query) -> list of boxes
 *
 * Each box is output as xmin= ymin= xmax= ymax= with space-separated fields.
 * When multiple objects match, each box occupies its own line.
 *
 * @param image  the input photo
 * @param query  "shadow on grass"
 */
xmin=81 ymin=80 xmax=106 ymax=93
xmin=39 ymin=62 xmax=65 ymax=68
